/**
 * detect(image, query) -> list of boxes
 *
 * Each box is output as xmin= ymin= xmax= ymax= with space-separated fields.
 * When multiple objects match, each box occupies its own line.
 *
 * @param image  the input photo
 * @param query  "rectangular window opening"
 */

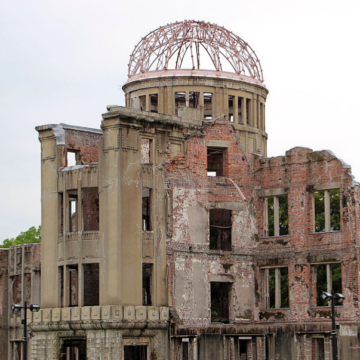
xmin=142 ymin=263 xmax=153 ymax=306
xmin=209 ymin=209 xmax=232 ymax=251
xmin=207 ymin=147 xmax=225 ymax=177
xmin=182 ymin=340 xmax=189 ymax=360
xmin=228 ymin=95 xmax=234 ymax=122
xmin=69 ymin=194 xmax=78 ymax=232
xmin=204 ymin=92 xmax=213 ymax=119
xmin=239 ymin=340 xmax=250 ymax=360
xmin=238 ymin=97 xmax=243 ymax=124
xmin=314 ymin=191 xmax=325 ymax=232
xmin=316 ymin=263 xmax=342 ymax=306
xmin=142 ymin=187 xmax=151 ymax=231
xmin=139 ymin=95 xmax=146 ymax=111
xmin=246 ymin=99 xmax=251 ymax=124
xmin=266 ymin=195 xmax=288 ymax=237
xmin=211 ymin=282 xmax=230 ymax=323
xmin=150 ymin=93 xmax=158 ymax=113
xmin=68 ymin=265 xmax=78 ymax=307
xmin=189 ymin=91 xmax=200 ymax=109
xmin=312 ymin=338 xmax=325 ymax=360
xmin=175 ymin=92 xmax=186 ymax=115
xmin=314 ymin=189 xmax=340 ymax=232
xmin=83 ymin=263 xmax=99 ymax=306
xmin=62 ymin=339 xmax=87 ymax=360
xmin=330 ymin=189 xmax=340 ymax=231
xmin=67 ymin=150 xmax=79 ymax=167
xmin=124 ymin=346 xmax=147 ymax=360
xmin=264 ymin=267 xmax=289 ymax=309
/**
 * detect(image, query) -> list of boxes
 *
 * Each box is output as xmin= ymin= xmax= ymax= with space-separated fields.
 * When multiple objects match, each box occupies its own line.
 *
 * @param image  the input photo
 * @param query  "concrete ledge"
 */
xmin=27 ymin=305 xmax=170 ymax=332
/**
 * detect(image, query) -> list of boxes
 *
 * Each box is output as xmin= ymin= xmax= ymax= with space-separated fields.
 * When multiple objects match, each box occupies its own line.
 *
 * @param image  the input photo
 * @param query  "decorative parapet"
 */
xmin=27 ymin=306 xmax=170 ymax=331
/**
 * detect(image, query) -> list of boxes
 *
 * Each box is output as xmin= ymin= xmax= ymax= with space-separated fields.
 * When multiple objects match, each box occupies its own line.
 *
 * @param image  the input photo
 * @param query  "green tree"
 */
xmin=0 ymin=226 xmax=41 ymax=248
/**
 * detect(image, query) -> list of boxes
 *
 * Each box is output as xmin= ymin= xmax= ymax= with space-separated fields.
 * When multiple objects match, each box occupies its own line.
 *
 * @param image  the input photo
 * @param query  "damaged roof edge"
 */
xmin=35 ymin=123 xmax=102 ymax=146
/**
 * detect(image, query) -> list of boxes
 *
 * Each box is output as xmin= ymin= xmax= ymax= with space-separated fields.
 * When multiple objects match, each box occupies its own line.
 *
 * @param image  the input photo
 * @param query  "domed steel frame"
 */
xmin=128 ymin=20 xmax=264 ymax=82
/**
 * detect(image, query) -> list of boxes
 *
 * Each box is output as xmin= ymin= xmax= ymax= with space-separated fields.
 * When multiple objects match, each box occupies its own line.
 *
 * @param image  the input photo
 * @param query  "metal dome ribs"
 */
xmin=128 ymin=21 xmax=264 ymax=82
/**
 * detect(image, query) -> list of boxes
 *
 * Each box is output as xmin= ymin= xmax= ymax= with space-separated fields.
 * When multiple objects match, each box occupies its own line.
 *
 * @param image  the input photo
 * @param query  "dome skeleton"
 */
xmin=128 ymin=21 xmax=264 ymax=82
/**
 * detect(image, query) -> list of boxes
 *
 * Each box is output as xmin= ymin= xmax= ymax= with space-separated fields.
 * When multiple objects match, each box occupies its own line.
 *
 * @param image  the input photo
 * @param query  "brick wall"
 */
xmin=83 ymin=188 xmax=99 ymax=231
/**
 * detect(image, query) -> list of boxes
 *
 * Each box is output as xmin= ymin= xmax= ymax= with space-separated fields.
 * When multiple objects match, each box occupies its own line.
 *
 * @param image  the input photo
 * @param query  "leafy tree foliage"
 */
xmin=0 ymin=226 xmax=41 ymax=248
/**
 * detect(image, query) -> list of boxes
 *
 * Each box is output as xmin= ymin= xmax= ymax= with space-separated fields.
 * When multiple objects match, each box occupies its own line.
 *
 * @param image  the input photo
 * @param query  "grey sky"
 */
xmin=1 ymin=0 xmax=359 ymax=241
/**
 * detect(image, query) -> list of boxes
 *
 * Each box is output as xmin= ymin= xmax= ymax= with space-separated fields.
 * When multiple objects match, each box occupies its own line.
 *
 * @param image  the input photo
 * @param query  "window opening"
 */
xmin=68 ymin=265 xmax=78 ymax=307
xmin=314 ymin=189 xmax=340 ymax=232
xmin=61 ymin=339 xmax=87 ymax=360
xmin=150 ymin=94 xmax=158 ymax=113
xmin=207 ymin=147 xmax=225 ymax=177
xmin=228 ymin=95 xmax=234 ymax=122
xmin=182 ymin=339 xmax=189 ymax=360
xmin=239 ymin=340 xmax=250 ymax=360
xmin=238 ymin=97 xmax=243 ymax=124
xmin=211 ymin=282 xmax=230 ymax=323
xmin=142 ymin=263 xmax=153 ymax=306
xmin=204 ymin=92 xmax=213 ymax=119
xmin=265 ymin=195 xmax=288 ymax=237
xmin=139 ymin=95 xmax=146 ymax=111
xmin=264 ymin=267 xmax=289 ymax=309
xmin=82 ymin=188 xmax=99 ymax=231
xmin=209 ymin=209 xmax=232 ymax=251
xmin=175 ymin=92 xmax=186 ymax=115
xmin=246 ymin=99 xmax=251 ymax=124
xmin=69 ymin=195 xmax=77 ymax=232
xmin=189 ymin=91 xmax=200 ymax=108
xmin=124 ymin=346 xmax=147 ymax=360
xmin=312 ymin=338 xmax=325 ymax=360
xmin=316 ymin=263 xmax=342 ymax=306
xmin=67 ymin=150 xmax=79 ymax=167
xmin=142 ymin=187 xmax=151 ymax=231
xmin=141 ymin=138 xmax=152 ymax=164
xmin=83 ymin=263 xmax=99 ymax=306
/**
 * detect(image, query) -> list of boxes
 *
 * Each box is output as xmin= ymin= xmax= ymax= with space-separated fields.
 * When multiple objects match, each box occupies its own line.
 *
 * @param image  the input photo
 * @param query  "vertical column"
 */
xmin=223 ymin=88 xmax=229 ymax=119
xmin=257 ymin=96 xmax=261 ymax=128
xmin=146 ymin=94 xmax=150 ymax=112
xmin=265 ymin=268 xmax=269 ymax=308
xmin=100 ymin=118 xmax=142 ymax=305
xmin=37 ymin=127 xmax=63 ymax=308
xmin=199 ymin=91 xmax=204 ymax=119
xmin=158 ymin=87 xmax=165 ymax=114
xmin=77 ymin=178 xmax=83 ymax=307
xmin=242 ymin=97 xmax=247 ymax=125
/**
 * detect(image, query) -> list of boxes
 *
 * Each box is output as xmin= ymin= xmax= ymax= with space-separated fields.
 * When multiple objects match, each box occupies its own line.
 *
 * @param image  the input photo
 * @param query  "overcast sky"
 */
xmin=1 ymin=0 xmax=360 ymax=241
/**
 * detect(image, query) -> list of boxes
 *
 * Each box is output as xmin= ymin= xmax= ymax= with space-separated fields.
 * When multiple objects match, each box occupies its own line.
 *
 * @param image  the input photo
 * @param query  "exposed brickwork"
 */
xmin=83 ymin=263 xmax=99 ymax=306
xmin=0 ymin=250 xmax=9 ymax=315
xmin=60 ymin=128 xmax=102 ymax=167
xmin=83 ymin=188 xmax=99 ymax=231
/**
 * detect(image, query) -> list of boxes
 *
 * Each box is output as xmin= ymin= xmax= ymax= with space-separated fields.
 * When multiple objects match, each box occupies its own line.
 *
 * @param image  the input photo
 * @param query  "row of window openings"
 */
xmin=136 ymin=92 xmax=264 ymax=128
xmin=212 ymin=264 xmax=342 ymax=324
xmin=58 ymin=263 xmax=153 ymax=307
xmin=61 ymin=190 xmax=99 ymax=233
xmin=265 ymin=190 xmax=340 ymax=237
xmin=262 ymin=263 xmax=342 ymax=310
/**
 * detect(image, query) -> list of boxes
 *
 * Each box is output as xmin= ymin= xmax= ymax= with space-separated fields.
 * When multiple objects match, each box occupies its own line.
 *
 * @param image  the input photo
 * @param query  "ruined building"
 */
xmin=1 ymin=20 xmax=360 ymax=359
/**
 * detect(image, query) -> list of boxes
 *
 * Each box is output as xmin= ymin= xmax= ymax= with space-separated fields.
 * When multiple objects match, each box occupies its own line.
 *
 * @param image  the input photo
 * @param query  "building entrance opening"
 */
xmin=61 ymin=339 xmax=86 ymax=360
xmin=124 ymin=345 xmax=147 ymax=360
